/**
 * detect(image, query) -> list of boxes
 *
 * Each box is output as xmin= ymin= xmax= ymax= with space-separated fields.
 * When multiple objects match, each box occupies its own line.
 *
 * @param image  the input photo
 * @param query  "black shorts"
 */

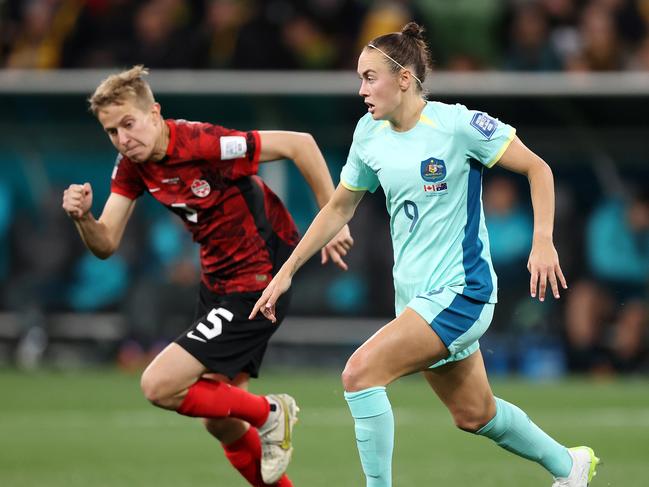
xmin=175 ymin=283 xmax=291 ymax=379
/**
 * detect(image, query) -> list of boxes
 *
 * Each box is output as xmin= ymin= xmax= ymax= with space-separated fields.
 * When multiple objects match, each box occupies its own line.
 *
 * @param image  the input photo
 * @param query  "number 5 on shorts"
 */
xmin=186 ymin=308 xmax=234 ymax=343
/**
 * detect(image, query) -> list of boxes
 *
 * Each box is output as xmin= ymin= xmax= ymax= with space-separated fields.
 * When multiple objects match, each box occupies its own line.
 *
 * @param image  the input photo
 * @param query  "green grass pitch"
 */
xmin=1 ymin=369 xmax=647 ymax=486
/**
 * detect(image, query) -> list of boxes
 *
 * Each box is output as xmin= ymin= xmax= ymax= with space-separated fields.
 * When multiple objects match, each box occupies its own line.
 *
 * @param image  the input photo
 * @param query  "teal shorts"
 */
xmin=407 ymin=287 xmax=494 ymax=369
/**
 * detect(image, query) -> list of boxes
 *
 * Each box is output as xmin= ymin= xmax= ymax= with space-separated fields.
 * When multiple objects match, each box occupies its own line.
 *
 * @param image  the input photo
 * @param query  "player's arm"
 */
xmin=62 ymin=183 xmax=135 ymax=259
xmin=258 ymin=130 xmax=354 ymax=269
xmin=258 ymin=131 xmax=334 ymax=208
xmin=250 ymin=184 xmax=364 ymax=322
xmin=496 ymin=136 xmax=567 ymax=301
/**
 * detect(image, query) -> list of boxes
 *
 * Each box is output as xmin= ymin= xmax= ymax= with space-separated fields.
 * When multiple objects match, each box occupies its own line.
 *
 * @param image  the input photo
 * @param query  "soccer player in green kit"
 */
xmin=251 ymin=22 xmax=600 ymax=487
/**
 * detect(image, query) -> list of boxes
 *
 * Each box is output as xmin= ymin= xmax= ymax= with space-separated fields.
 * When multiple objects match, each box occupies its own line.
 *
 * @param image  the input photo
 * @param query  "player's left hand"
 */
xmin=249 ymin=267 xmax=293 ymax=323
xmin=527 ymin=237 xmax=567 ymax=302
xmin=321 ymin=224 xmax=354 ymax=271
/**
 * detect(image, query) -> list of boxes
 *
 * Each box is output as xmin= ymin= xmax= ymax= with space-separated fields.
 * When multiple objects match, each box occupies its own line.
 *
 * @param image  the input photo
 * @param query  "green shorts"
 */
xmin=407 ymin=287 xmax=494 ymax=368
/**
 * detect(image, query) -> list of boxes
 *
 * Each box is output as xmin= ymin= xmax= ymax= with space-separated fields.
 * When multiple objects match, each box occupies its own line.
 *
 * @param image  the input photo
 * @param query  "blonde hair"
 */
xmin=88 ymin=65 xmax=155 ymax=116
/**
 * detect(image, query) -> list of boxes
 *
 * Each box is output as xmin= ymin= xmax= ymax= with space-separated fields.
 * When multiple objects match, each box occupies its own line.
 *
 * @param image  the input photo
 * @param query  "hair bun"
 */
xmin=401 ymin=22 xmax=425 ymax=40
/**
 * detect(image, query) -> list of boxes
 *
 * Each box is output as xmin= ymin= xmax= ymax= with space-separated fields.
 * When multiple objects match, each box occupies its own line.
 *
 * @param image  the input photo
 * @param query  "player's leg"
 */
xmin=564 ymin=280 xmax=610 ymax=371
xmin=178 ymin=287 xmax=297 ymax=485
xmin=202 ymin=372 xmax=293 ymax=487
xmin=140 ymin=343 xmax=272 ymax=426
xmin=341 ymin=287 xmax=502 ymax=486
xmin=611 ymin=299 xmax=647 ymax=370
xmin=424 ymin=350 xmax=599 ymax=485
xmin=341 ymin=307 xmax=450 ymax=487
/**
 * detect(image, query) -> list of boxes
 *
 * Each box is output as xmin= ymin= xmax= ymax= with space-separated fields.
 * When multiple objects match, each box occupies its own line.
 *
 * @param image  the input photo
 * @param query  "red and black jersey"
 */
xmin=111 ymin=119 xmax=299 ymax=294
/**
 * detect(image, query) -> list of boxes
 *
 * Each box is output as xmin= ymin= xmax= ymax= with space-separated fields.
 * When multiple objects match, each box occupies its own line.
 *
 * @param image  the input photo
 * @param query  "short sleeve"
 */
xmin=340 ymin=139 xmax=380 ymax=193
xmin=171 ymin=120 xmax=261 ymax=180
xmin=110 ymin=155 xmax=144 ymax=200
xmin=455 ymin=105 xmax=516 ymax=168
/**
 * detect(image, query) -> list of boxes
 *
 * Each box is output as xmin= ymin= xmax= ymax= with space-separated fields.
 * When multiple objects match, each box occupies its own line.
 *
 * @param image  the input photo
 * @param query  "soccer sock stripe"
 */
xmin=476 ymin=397 xmax=572 ymax=478
xmin=345 ymin=387 xmax=394 ymax=487
xmin=222 ymin=428 xmax=293 ymax=487
xmin=177 ymin=379 xmax=270 ymax=427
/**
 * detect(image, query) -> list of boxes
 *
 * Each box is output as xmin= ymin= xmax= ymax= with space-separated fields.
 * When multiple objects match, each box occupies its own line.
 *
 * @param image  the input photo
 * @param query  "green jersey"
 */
xmin=340 ymin=101 xmax=516 ymax=315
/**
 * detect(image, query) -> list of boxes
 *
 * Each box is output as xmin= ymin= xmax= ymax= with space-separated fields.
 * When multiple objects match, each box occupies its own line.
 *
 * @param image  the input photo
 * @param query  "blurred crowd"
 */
xmin=3 ymin=0 xmax=649 ymax=71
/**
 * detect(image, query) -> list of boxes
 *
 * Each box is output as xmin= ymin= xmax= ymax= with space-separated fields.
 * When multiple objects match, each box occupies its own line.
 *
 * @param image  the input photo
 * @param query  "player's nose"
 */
xmin=117 ymin=128 xmax=130 ymax=147
xmin=358 ymin=80 xmax=369 ymax=97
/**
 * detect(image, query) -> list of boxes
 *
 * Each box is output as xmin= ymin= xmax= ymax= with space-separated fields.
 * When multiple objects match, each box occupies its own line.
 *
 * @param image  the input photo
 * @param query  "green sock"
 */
xmin=476 ymin=397 xmax=572 ymax=477
xmin=344 ymin=387 xmax=394 ymax=487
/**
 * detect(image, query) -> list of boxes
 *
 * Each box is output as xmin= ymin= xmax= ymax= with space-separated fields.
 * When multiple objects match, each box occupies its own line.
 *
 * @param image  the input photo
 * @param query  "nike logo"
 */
xmin=279 ymin=397 xmax=291 ymax=450
xmin=186 ymin=331 xmax=206 ymax=343
xmin=149 ymin=187 xmax=160 ymax=193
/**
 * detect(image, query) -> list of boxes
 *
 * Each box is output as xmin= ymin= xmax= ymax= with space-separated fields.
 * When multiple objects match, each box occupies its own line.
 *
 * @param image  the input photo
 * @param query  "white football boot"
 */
xmin=258 ymin=394 xmax=299 ymax=484
xmin=552 ymin=446 xmax=601 ymax=487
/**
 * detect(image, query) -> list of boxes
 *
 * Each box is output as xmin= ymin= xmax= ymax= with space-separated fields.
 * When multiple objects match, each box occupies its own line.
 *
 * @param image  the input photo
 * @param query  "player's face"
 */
xmin=357 ymin=49 xmax=402 ymax=121
xmin=97 ymin=100 xmax=162 ymax=163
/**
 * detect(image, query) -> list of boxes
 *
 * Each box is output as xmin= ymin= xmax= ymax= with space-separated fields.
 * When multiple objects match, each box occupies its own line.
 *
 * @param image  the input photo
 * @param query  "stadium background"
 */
xmin=1 ymin=0 xmax=648 ymax=485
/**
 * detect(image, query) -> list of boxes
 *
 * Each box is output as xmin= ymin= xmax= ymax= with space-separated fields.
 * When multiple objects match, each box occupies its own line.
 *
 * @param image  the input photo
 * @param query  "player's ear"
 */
xmin=398 ymin=69 xmax=411 ymax=92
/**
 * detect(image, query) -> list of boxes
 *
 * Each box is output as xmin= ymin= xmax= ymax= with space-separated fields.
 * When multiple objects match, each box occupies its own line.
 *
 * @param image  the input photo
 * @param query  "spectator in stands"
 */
xmin=539 ymin=0 xmax=582 ymax=65
xmin=227 ymin=1 xmax=296 ymax=69
xmin=0 ymin=181 xmax=13 ymax=308
xmin=355 ymin=0 xmax=420 ymax=50
xmin=628 ymin=33 xmax=649 ymax=70
xmin=66 ymin=252 xmax=131 ymax=312
xmin=120 ymin=213 xmax=199 ymax=369
xmin=61 ymin=0 xmax=135 ymax=68
xmin=416 ymin=0 xmax=505 ymax=69
xmin=565 ymin=3 xmax=625 ymax=71
xmin=7 ymin=188 xmax=81 ymax=311
xmin=504 ymin=3 xmax=562 ymax=71
xmin=5 ymin=0 xmax=61 ymax=68
xmin=483 ymin=174 xmax=533 ymax=332
xmin=122 ymin=0 xmax=201 ymax=68
xmin=280 ymin=14 xmax=338 ymax=69
xmin=198 ymin=0 xmax=252 ymax=68
xmin=564 ymin=187 xmax=649 ymax=373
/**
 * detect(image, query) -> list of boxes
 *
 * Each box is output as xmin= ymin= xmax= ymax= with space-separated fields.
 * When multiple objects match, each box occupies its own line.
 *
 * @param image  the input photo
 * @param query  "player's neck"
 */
xmin=150 ymin=119 xmax=170 ymax=162
xmin=390 ymin=96 xmax=426 ymax=133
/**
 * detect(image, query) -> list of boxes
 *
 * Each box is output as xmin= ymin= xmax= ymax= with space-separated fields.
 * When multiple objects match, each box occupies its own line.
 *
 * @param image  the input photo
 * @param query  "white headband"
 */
xmin=368 ymin=43 xmax=423 ymax=86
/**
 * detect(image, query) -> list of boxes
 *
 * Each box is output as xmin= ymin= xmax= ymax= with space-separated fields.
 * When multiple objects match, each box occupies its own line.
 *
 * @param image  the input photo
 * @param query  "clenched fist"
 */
xmin=62 ymin=182 xmax=93 ymax=220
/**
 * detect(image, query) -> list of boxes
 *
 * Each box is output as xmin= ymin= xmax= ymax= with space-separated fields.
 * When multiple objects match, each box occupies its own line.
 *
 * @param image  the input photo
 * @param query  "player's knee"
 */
xmin=140 ymin=370 xmax=172 ymax=407
xmin=341 ymin=354 xmax=372 ymax=392
xmin=451 ymin=406 xmax=494 ymax=433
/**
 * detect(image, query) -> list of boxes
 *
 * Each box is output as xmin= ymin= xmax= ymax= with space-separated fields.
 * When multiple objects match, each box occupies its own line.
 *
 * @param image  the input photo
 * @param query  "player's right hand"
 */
xmin=62 ymin=182 xmax=93 ymax=220
xmin=249 ymin=268 xmax=292 ymax=323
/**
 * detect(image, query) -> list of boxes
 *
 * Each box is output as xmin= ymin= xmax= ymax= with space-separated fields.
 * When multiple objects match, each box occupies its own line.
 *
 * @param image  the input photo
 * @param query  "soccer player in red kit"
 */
xmin=61 ymin=66 xmax=353 ymax=486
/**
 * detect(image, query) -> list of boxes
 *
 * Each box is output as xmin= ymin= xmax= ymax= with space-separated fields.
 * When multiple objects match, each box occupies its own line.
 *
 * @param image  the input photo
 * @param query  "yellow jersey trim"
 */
xmin=486 ymin=127 xmax=516 ymax=168
xmin=341 ymin=180 xmax=368 ymax=192
xmin=420 ymin=114 xmax=436 ymax=128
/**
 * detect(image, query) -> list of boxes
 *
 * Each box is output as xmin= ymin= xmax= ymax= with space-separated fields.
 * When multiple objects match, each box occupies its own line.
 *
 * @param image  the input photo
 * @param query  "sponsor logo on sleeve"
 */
xmin=470 ymin=112 xmax=498 ymax=139
xmin=220 ymin=136 xmax=247 ymax=160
